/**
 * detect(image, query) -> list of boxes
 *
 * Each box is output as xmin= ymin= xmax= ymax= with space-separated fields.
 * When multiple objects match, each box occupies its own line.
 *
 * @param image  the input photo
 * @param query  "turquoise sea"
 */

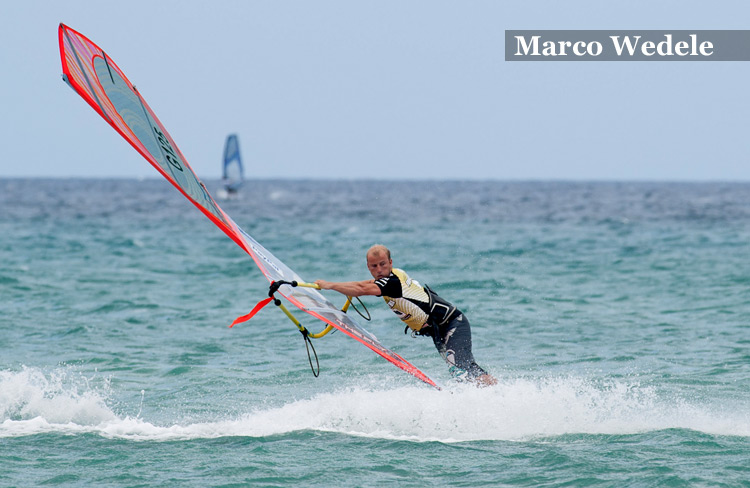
xmin=1 ymin=178 xmax=749 ymax=487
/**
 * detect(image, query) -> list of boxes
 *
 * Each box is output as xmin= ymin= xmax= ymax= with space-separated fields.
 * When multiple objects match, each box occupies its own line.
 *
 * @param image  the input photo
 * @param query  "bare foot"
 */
xmin=474 ymin=373 xmax=498 ymax=387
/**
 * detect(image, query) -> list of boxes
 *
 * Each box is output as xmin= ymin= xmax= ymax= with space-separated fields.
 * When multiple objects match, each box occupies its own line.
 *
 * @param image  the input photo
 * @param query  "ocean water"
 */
xmin=1 ymin=178 xmax=749 ymax=487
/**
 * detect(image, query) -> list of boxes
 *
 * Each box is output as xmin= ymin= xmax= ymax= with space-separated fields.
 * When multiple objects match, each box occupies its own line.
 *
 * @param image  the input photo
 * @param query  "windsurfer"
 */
xmin=315 ymin=244 xmax=497 ymax=387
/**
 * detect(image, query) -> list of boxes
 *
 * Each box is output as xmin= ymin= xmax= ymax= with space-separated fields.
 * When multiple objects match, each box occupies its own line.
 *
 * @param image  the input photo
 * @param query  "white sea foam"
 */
xmin=0 ymin=366 xmax=115 ymax=437
xmin=1 ymin=367 xmax=748 ymax=442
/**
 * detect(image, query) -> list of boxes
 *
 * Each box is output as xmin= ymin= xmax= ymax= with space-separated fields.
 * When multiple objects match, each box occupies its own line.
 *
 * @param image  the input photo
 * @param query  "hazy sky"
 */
xmin=2 ymin=1 xmax=749 ymax=180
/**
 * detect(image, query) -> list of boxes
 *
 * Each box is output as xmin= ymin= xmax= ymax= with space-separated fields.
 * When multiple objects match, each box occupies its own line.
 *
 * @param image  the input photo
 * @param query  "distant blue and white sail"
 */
xmin=222 ymin=134 xmax=244 ymax=195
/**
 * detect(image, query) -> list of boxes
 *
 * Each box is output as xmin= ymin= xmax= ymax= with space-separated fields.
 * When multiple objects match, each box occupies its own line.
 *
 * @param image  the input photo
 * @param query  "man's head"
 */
xmin=366 ymin=244 xmax=392 ymax=279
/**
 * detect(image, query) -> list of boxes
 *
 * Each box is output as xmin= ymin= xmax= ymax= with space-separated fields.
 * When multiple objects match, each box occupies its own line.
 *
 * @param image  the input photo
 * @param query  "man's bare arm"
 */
xmin=314 ymin=279 xmax=381 ymax=297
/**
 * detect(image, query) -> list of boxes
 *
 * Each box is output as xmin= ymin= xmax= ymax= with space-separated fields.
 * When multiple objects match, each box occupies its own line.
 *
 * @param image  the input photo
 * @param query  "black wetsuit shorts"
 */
xmin=431 ymin=312 xmax=488 ymax=379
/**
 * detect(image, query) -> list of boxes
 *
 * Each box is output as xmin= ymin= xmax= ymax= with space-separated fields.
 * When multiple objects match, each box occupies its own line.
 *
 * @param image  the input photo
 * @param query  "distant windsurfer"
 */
xmin=315 ymin=244 xmax=497 ymax=387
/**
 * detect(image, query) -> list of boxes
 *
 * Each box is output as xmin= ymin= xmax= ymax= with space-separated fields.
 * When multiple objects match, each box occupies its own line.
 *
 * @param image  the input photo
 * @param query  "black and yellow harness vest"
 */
xmin=376 ymin=268 xmax=459 ymax=332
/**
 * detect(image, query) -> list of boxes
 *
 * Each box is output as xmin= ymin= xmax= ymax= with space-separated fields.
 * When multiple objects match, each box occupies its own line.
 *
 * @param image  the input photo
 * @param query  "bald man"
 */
xmin=315 ymin=245 xmax=496 ymax=387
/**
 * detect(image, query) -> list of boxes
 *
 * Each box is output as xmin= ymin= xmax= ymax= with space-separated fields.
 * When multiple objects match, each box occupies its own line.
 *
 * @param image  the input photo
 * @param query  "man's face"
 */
xmin=367 ymin=251 xmax=392 ymax=280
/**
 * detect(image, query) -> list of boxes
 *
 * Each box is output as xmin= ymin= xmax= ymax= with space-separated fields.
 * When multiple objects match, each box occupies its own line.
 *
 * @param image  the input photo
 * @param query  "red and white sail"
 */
xmin=58 ymin=23 xmax=439 ymax=389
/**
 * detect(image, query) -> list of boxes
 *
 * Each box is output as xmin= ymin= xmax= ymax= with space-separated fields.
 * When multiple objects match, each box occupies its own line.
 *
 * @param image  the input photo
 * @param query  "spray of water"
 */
xmin=1 ymin=367 xmax=747 ymax=442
